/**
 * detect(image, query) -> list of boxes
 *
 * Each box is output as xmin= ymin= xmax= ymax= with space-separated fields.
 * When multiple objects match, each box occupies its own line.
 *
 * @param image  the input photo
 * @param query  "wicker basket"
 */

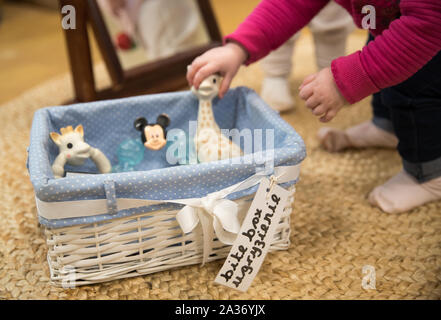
xmin=45 ymin=187 xmax=295 ymax=287
xmin=28 ymin=88 xmax=305 ymax=287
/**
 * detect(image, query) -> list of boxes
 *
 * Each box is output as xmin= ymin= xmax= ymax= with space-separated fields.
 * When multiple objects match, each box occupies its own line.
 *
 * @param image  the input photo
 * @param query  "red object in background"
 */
xmin=116 ymin=32 xmax=134 ymax=51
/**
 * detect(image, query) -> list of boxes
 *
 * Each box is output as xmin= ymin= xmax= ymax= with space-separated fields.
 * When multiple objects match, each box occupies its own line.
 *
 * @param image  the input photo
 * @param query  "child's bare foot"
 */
xmin=368 ymin=171 xmax=441 ymax=213
xmin=317 ymin=120 xmax=398 ymax=152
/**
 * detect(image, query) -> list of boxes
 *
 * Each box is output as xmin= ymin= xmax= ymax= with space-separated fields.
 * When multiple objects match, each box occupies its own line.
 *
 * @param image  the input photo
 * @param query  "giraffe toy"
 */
xmin=191 ymin=74 xmax=242 ymax=163
xmin=50 ymin=125 xmax=112 ymax=178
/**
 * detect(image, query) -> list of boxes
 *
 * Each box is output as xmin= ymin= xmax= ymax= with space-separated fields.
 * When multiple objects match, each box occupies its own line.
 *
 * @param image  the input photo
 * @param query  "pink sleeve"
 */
xmin=224 ymin=0 xmax=330 ymax=65
xmin=332 ymin=0 xmax=441 ymax=104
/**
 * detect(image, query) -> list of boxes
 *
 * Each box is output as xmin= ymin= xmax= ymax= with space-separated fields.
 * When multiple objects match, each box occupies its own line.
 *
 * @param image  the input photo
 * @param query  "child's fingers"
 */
xmin=187 ymin=57 xmax=206 ymax=85
xmin=299 ymin=73 xmax=317 ymax=90
xmin=320 ymin=109 xmax=337 ymax=123
xmin=193 ymin=64 xmax=218 ymax=89
xmin=299 ymin=83 xmax=314 ymax=101
xmin=305 ymin=95 xmax=320 ymax=110
xmin=186 ymin=65 xmax=195 ymax=85
xmin=219 ymin=73 xmax=233 ymax=99
xmin=311 ymin=104 xmax=327 ymax=116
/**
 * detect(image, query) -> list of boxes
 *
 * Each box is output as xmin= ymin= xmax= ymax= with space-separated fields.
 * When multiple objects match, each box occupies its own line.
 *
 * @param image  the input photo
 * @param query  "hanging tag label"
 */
xmin=214 ymin=177 xmax=290 ymax=292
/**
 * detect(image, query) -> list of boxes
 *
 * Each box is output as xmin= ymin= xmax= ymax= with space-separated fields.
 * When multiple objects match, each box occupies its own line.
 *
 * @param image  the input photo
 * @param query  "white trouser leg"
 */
xmin=260 ymin=34 xmax=299 ymax=78
xmin=260 ymin=34 xmax=299 ymax=111
xmin=309 ymin=1 xmax=355 ymax=69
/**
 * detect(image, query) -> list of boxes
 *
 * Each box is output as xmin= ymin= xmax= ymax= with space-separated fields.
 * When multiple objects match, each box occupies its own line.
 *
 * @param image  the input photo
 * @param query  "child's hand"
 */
xmin=299 ymin=67 xmax=348 ymax=122
xmin=187 ymin=42 xmax=247 ymax=98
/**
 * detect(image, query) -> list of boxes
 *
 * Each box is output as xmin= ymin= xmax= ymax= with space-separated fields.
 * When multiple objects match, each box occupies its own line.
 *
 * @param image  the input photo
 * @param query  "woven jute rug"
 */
xmin=1 ymin=39 xmax=441 ymax=299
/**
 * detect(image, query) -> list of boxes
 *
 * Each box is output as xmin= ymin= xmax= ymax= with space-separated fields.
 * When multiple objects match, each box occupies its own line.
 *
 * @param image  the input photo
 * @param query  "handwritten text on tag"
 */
xmin=214 ymin=177 xmax=290 ymax=292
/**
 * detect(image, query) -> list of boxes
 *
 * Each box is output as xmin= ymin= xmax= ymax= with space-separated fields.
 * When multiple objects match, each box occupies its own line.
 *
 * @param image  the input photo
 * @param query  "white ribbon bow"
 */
xmin=176 ymin=191 xmax=241 ymax=246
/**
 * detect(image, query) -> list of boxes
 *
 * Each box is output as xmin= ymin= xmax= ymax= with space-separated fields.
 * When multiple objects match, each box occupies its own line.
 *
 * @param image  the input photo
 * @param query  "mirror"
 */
xmin=96 ymin=0 xmax=211 ymax=70
xmin=59 ymin=0 xmax=222 ymax=102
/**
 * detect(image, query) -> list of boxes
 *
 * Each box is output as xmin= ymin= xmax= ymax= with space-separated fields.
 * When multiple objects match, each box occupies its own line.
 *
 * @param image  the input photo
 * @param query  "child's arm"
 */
xmin=331 ymin=0 xmax=441 ymax=105
xmin=299 ymin=0 xmax=441 ymax=123
xmin=224 ymin=0 xmax=330 ymax=65
xmin=187 ymin=0 xmax=330 ymax=98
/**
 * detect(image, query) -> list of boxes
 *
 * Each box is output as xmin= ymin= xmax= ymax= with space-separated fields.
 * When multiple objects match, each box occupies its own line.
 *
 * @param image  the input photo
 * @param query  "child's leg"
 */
xmin=368 ymin=51 xmax=441 ymax=213
xmin=318 ymin=92 xmax=398 ymax=152
xmin=309 ymin=1 xmax=354 ymax=70
xmin=260 ymin=35 xmax=299 ymax=111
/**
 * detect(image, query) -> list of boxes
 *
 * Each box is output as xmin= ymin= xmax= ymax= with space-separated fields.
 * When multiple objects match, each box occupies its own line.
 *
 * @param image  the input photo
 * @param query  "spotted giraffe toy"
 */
xmin=191 ymin=74 xmax=242 ymax=163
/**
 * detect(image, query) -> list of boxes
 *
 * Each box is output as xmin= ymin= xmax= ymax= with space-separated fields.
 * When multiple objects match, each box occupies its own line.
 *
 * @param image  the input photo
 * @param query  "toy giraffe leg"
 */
xmin=195 ymin=99 xmax=242 ymax=163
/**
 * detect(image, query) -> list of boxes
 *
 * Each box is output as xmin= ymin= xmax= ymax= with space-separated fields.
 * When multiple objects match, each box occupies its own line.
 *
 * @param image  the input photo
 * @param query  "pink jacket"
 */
xmin=225 ymin=0 xmax=441 ymax=104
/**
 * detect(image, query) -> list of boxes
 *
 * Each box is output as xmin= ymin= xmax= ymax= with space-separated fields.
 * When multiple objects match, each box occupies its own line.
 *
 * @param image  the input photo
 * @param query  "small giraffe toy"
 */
xmin=191 ymin=74 xmax=242 ymax=163
xmin=50 ymin=125 xmax=111 ymax=178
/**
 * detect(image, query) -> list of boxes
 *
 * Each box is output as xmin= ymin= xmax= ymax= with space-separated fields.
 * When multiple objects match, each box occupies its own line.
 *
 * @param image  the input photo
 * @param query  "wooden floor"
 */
xmin=0 ymin=0 xmax=260 ymax=105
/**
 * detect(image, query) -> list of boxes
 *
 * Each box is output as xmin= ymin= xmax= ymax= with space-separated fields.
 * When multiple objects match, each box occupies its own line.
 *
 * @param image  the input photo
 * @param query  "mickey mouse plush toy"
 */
xmin=134 ymin=114 xmax=170 ymax=151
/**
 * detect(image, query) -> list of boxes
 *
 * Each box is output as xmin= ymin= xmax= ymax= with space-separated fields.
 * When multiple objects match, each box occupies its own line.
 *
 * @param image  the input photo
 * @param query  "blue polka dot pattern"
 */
xmin=104 ymin=180 xmax=117 ymax=215
xmin=27 ymin=87 xmax=306 ymax=228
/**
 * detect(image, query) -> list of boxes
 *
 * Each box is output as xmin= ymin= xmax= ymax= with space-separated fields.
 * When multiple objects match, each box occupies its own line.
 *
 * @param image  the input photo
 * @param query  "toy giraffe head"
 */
xmin=50 ymin=125 xmax=91 ymax=166
xmin=191 ymin=74 xmax=222 ymax=100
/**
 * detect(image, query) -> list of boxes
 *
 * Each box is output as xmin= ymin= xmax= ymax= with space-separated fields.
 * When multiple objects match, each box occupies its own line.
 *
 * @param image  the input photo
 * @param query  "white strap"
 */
xmin=36 ymin=164 xmax=301 ymax=221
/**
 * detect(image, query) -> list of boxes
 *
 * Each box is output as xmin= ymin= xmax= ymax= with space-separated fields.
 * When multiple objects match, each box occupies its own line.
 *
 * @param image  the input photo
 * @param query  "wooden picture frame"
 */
xmin=59 ymin=0 xmax=222 ymax=102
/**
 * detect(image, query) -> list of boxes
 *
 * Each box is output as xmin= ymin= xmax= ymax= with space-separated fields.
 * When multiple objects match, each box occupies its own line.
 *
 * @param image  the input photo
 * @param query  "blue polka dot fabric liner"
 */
xmin=27 ymin=87 xmax=306 ymax=228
